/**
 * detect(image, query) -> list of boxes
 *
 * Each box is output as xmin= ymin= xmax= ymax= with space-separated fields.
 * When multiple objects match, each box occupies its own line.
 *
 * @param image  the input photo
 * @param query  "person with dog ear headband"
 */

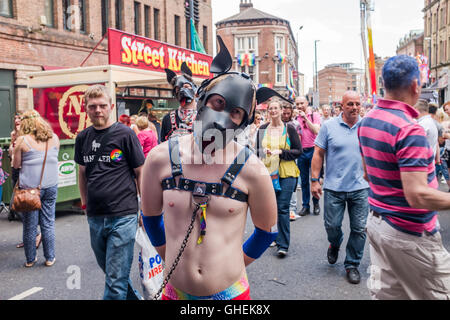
xmin=141 ymin=36 xmax=294 ymax=300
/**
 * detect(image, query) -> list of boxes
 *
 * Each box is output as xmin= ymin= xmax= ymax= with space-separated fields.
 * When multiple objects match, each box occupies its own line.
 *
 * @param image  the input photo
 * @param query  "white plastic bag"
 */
xmin=135 ymin=226 xmax=164 ymax=300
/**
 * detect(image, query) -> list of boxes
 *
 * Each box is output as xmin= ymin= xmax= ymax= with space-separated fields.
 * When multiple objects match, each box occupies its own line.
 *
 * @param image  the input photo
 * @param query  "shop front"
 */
xmin=1 ymin=28 xmax=212 ymax=210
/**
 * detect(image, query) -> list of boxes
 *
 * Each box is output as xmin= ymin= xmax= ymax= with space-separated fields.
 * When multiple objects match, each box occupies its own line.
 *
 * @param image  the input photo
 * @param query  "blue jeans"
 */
xmin=275 ymin=177 xmax=297 ymax=251
xmin=23 ymin=185 xmax=57 ymax=263
xmin=88 ymin=214 xmax=141 ymax=300
xmin=323 ymin=188 xmax=369 ymax=269
xmin=298 ymin=147 xmax=319 ymax=209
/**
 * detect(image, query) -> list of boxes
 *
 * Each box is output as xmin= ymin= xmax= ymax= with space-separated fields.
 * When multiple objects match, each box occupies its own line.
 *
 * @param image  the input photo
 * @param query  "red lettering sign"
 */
xmin=108 ymin=28 xmax=213 ymax=79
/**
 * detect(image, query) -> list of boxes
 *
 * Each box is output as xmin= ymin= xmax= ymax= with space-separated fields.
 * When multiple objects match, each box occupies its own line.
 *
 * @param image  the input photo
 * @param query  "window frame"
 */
xmin=115 ymin=0 xmax=123 ymax=30
xmin=144 ymin=5 xmax=151 ymax=38
xmin=78 ymin=0 xmax=86 ymax=33
xmin=153 ymin=8 xmax=160 ymax=40
xmin=0 ymin=0 xmax=13 ymax=18
xmin=101 ymin=0 xmax=109 ymax=36
xmin=43 ymin=0 xmax=55 ymax=27
xmin=275 ymin=62 xmax=285 ymax=86
xmin=134 ymin=1 xmax=141 ymax=35
xmin=174 ymin=14 xmax=180 ymax=46
xmin=234 ymin=35 xmax=258 ymax=56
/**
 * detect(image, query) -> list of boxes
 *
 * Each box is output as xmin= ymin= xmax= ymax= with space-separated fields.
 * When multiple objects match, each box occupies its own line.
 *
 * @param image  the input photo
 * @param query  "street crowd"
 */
xmin=1 ymin=45 xmax=450 ymax=300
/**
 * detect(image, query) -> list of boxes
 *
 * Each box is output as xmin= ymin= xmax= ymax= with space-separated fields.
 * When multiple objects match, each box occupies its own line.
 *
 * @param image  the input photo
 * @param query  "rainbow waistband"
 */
xmin=163 ymin=274 xmax=249 ymax=300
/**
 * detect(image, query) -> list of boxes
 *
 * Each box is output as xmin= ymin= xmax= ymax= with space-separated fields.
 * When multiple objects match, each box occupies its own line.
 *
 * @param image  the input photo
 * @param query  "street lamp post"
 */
xmin=314 ymin=40 xmax=320 ymax=109
xmin=297 ymin=25 xmax=303 ymax=96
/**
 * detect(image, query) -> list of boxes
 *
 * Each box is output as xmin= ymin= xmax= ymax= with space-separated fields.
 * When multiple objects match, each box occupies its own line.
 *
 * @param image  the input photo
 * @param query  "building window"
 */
xmin=235 ymin=36 xmax=257 ymax=55
xmin=276 ymin=63 xmax=285 ymax=85
xmin=174 ymin=15 xmax=180 ymax=46
xmin=115 ymin=0 xmax=123 ymax=30
xmin=63 ymin=0 xmax=71 ymax=30
xmin=153 ymin=8 xmax=160 ymax=40
xmin=0 ymin=0 xmax=12 ymax=17
xmin=186 ymin=18 xmax=191 ymax=48
xmin=101 ymin=0 xmax=109 ymax=36
xmin=44 ymin=0 xmax=54 ymax=27
xmin=239 ymin=65 xmax=257 ymax=83
xmin=275 ymin=35 xmax=284 ymax=53
xmin=78 ymin=0 xmax=86 ymax=33
xmin=144 ymin=5 xmax=150 ymax=38
xmin=134 ymin=1 xmax=141 ymax=35
xmin=203 ymin=26 xmax=208 ymax=53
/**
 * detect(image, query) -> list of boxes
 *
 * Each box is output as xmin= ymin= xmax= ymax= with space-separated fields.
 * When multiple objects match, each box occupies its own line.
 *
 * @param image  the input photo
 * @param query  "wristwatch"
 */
xmin=311 ymin=178 xmax=320 ymax=182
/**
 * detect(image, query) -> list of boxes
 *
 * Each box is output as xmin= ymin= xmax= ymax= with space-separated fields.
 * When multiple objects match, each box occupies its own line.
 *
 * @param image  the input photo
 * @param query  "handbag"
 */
xmin=271 ymin=170 xmax=282 ymax=191
xmin=135 ymin=225 xmax=164 ymax=300
xmin=11 ymin=141 xmax=48 ymax=213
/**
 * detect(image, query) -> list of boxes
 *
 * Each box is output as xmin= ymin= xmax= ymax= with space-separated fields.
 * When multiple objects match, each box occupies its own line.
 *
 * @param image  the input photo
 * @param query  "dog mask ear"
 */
xmin=256 ymin=87 xmax=294 ymax=105
xmin=210 ymin=35 xmax=232 ymax=75
xmin=165 ymin=68 xmax=177 ymax=85
xmin=180 ymin=62 xmax=193 ymax=77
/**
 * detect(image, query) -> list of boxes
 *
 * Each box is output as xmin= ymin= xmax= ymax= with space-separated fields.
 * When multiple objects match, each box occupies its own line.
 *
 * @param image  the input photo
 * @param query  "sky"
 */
xmin=211 ymin=0 xmax=425 ymax=90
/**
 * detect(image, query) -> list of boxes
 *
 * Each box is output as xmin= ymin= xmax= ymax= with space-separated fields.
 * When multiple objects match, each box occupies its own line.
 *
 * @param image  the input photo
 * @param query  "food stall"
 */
xmin=1 ymin=28 xmax=212 ymax=211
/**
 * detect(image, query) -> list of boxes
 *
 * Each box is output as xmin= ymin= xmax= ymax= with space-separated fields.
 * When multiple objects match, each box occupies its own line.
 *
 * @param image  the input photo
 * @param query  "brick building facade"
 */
xmin=215 ymin=0 xmax=299 ymax=101
xmin=317 ymin=63 xmax=365 ymax=105
xmin=396 ymin=29 xmax=424 ymax=57
xmin=423 ymin=0 xmax=450 ymax=104
xmin=0 ymin=0 xmax=212 ymax=136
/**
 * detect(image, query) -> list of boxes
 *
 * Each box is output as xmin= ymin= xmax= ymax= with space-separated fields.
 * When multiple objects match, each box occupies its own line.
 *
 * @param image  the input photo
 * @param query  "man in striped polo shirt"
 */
xmin=358 ymin=55 xmax=450 ymax=300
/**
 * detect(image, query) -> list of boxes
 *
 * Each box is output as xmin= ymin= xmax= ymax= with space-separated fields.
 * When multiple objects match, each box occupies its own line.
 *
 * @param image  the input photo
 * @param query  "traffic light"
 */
xmin=184 ymin=0 xmax=199 ymax=21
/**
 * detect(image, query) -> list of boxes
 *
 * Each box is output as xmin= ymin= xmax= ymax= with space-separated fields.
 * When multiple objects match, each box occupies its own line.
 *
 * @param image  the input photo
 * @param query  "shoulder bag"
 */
xmin=12 ymin=141 xmax=48 ymax=213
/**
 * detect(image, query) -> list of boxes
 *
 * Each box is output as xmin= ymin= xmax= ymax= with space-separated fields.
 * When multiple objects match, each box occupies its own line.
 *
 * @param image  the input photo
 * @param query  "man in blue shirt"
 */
xmin=311 ymin=91 xmax=369 ymax=285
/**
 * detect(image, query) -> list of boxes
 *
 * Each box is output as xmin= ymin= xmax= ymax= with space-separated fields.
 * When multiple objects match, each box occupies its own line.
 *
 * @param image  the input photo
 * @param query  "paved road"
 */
xmin=1 ymin=184 xmax=449 ymax=300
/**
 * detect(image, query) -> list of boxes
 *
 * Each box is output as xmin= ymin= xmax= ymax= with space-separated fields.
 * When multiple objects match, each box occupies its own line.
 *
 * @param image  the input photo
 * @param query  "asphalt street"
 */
xmin=1 ymin=183 xmax=449 ymax=300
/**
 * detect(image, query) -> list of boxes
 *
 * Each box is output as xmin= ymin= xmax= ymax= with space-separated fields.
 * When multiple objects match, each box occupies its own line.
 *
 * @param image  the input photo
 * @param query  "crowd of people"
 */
xmin=3 ymin=44 xmax=450 ymax=300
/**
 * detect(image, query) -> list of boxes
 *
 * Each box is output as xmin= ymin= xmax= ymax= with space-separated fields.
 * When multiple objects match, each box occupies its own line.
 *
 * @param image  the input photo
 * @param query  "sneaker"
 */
xmin=290 ymin=211 xmax=300 ymax=221
xmin=45 ymin=258 xmax=56 ymax=267
xmin=277 ymin=249 xmax=287 ymax=258
xmin=327 ymin=245 xmax=339 ymax=264
xmin=346 ymin=268 xmax=361 ymax=284
xmin=24 ymin=258 xmax=37 ymax=268
xmin=270 ymin=241 xmax=277 ymax=247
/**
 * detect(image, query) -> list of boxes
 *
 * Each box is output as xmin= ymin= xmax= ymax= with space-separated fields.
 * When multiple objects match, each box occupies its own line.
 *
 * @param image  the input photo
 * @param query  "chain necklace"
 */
xmin=153 ymin=195 xmax=209 ymax=300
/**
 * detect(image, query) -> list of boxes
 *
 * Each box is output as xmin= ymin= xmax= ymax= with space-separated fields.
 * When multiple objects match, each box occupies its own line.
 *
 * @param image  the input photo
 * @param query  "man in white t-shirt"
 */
xmin=416 ymin=99 xmax=439 ymax=161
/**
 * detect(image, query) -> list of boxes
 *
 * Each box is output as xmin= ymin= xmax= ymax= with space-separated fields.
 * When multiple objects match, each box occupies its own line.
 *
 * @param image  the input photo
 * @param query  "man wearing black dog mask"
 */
xmin=161 ymin=62 xmax=198 ymax=142
xmin=140 ymin=36 xmax=293 ymax=300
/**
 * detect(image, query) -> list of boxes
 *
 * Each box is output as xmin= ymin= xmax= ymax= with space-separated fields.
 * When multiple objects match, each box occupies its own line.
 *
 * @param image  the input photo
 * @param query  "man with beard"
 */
xmin=140 ymin=37 xmax=286 ymax=300
xmin=161 ymin=63 xmax=198 ymax=142
xmin=75 ymin=85 xmax=145 ymax=300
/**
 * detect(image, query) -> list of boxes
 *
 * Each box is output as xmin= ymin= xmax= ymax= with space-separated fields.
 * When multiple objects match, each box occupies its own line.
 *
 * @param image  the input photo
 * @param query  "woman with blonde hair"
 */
xmin=13 ymin=110 xmax=59 ymax=267
xmin=135 ymin=115 xmax=158 ymax=158
xmin=256 ymin=99 xmax=302 ymax=257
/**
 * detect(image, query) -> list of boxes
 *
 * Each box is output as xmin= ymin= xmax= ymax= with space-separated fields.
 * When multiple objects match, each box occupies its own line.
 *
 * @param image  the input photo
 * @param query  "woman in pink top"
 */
xmin=136 ymin=116 xmax=158 ymax=157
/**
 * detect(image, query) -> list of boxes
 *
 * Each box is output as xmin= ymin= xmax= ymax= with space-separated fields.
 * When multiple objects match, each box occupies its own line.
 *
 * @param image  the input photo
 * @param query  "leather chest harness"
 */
xmin=161 ymin=136 xmax=251 ymax=203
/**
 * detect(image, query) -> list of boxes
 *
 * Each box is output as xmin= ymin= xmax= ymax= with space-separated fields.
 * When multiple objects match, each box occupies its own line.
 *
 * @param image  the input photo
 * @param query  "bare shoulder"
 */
xmin=239 ymin=147 xmax=269 ymax=185
xmin=146 ymin=140 xmax=169 ymax=166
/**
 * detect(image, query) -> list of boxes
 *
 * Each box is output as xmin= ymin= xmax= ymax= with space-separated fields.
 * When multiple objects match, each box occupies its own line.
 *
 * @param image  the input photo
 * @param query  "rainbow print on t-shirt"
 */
xmin=110 ymin=149 xmax=123 ymax=162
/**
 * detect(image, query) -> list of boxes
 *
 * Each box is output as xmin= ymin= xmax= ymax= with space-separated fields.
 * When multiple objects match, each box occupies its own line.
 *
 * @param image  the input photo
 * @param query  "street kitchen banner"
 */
xmin=108 ymin=28 xmax=213 ymax=79
xmin=33 ymin=85 xmax=97 ymax=139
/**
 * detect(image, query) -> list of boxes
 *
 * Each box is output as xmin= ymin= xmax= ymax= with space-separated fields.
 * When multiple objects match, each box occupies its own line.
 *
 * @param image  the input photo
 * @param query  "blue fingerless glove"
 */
xmin=243 ymin=226 xmax=278 ymax=259
xmin=142 ymin=212 xmax=166 ymax=247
